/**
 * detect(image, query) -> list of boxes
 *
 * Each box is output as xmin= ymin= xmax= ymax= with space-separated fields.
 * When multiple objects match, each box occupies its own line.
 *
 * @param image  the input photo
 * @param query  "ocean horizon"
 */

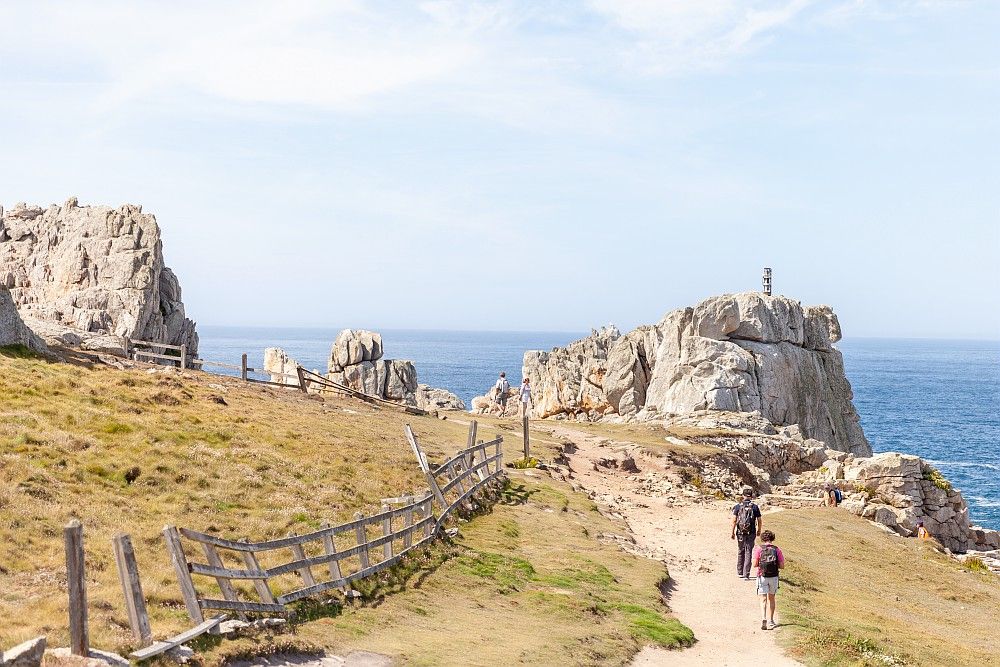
xmin=197 ymin=326 xmax=1000 ymax=531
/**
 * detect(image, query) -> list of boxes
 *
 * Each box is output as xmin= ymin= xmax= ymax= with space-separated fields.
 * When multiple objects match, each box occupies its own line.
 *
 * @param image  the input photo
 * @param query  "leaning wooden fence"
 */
xmin=159 ymin=426 xmax=504 ymax=625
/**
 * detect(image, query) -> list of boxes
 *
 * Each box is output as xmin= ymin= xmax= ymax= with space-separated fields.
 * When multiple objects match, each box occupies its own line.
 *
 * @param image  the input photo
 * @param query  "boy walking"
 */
xmin=731 ymin=488 xmax=762 ymax=579
xmin=753 ymin=529 xmax=785 ymax=630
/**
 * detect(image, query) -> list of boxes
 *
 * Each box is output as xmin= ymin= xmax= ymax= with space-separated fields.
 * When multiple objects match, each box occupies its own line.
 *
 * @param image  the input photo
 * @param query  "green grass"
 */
xmin=768 ymin=509 xmax=1000 ymax=666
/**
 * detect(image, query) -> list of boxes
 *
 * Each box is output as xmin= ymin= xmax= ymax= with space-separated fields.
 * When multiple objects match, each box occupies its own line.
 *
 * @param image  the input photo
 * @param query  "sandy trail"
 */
xmin=548 ymin=425 xmax=801 ymax=667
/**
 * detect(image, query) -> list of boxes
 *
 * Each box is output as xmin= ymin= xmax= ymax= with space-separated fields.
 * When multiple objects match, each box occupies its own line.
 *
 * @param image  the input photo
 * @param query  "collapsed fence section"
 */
xmin=161 ymin=426 xmax=504 ymax=626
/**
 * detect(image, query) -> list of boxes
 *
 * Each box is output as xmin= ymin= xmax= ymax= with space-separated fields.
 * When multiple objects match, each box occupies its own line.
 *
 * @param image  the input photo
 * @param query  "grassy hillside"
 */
xmin=0 ymin=349 xmax=688 ymax=664
xmin=770 ymin=508 xmax=1000 ymax=666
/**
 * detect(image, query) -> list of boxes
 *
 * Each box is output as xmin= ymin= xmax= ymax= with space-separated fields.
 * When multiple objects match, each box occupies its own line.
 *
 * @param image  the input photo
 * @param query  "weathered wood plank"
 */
xmin=163 ymin=525 xmax=205 ymax=624
xmin=134 ymin=350 xmax=183 ymax=363
xmin=354 ymin=512 xmax=370 ymax=570
xmin=406 ymin=425 xmax=448 ymax=507
xmin=200 ymin=543 xmax=245 ymax=620
xmin=522 ymin=415 xmax=530 ymax=459
xmin=65 ymin=520 xmax=89 ymax=656
xmin=403 ymin=505 xmax=414 ymax=549
xmin=381 ymin=503 xmax=393 ymax=561
xmin=130 ymin=615 xmax=228 ymax=661
xmin=289 ymin=538 xmax=317 ymax=587
xmin=112 ymin=533 xmax=152 ymax=646
xmin=130 ymin=339 xmax=185 ymax=351
xmin=199 ymin=598 xmax=287 ymax=613
xmin=190 ymin=562 xmax=268 ymax=580
xmin=321 ymin=522 xmax=346 ymax=592
xmin=239 ymin=546 xmax=277 ymax=604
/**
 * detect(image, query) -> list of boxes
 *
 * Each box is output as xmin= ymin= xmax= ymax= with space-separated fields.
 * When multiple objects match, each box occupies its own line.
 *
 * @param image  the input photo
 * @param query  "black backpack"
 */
xmin=759 ymin=544 xmax=780 ymax=577
xmin=735 ymin=501 xmax=756 ymax=535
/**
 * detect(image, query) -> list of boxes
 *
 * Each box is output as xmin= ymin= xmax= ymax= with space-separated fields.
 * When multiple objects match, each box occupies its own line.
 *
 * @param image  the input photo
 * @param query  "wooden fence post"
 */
xmin=163 ymin=525 xmax=204 ymax=624
xmin=65 ymin=520 xmax=89 ymax=656
xmin=405 ymin=425 xmax=447 ymax=508
xmin=522 ymin=416 xmax=530 ymax=460
xmin=320 ymin=523 xmax=346 ymax=592
xmin=180 ymin=344 xmax=187 ymax=370
xmin=289 ymin=535 xmax=317 ymax=588
xmin=381 ymin=503 xmax=393 ymax=561
xmin=112 ymin=533 xmax=152 ymax=646
xmin=296 ymin=366 xmax=308 ymax=392
xmin=354 ymin=513 xmax=370 ymax=570
xmin=241 ymin=353 xmax=248 ymax=382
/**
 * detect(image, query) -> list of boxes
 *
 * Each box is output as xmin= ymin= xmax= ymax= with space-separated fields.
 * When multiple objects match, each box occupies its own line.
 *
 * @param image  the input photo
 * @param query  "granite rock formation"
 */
xmin=523 ymin=293 xmax=870 ymax=455
xmin=0 ymin=199 xmax=198 ymax=356
xmin=415 ymin=384 xmax=466 ymax=412
xmin=0 ymin=288 xmax=48 ymax=353
xmin=670 ymin=411 xmax=999 ymax=556
xmin=264 ymin=347 xmax=301 ymax=385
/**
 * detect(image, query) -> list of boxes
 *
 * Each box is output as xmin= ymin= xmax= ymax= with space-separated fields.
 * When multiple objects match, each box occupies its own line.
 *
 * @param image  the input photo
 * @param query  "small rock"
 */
xmin=219 ymin=619 xmax=251 ymax=636
xmin=2 ymin=637 xmax=46 ymax=667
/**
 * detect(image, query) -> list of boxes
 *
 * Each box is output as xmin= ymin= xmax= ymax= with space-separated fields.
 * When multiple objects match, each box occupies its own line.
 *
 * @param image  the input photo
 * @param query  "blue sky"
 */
xmin=1 ymin=1 xmax=997 ymax=338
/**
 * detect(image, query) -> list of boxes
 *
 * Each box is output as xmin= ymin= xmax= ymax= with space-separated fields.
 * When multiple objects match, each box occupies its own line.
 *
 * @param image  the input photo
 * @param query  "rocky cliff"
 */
xmin=0 ymin=287 xmax=48 ymax=353
xmin=524 ymin=292 xmax=870 ymax=455
xmin=0 ymin=199 xmax=198 ymax=355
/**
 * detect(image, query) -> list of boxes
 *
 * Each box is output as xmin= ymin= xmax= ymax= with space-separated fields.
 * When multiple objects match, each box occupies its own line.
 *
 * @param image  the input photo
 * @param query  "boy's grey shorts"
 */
xmin=756 ymin=576 xmax=779 ymax=595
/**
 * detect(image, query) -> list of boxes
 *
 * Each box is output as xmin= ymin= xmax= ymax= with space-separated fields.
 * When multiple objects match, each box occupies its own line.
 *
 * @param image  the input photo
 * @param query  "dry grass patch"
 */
xmin=0 ymin=353 xmax=483 ymax=651
xmin=768 ymin=509 xmax=1000 ymax=666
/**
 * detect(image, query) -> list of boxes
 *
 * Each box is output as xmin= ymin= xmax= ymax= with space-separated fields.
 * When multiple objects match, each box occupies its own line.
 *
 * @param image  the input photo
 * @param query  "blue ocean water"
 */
xmin=198 ymin=327 xmax=1000 ymax=530
xmin=839 ymin=338 xmax=1000 ymax=532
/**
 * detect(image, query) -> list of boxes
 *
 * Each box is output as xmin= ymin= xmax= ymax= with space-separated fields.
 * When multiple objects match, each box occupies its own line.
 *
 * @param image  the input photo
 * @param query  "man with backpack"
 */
xmin=731 ymin=488 xmax=762 ymax=580
xmin=493 ymin=372 xmax=511 ymax=417
xmin=752 ymin=529 xmax=785 ymax=630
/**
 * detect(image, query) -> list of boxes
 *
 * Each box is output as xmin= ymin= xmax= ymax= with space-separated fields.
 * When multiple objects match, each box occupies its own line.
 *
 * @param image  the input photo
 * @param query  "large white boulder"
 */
xmin=329 ymin=329 xmax=383 ymax=371
xmin=0 ymin=199 xmax=198 ymax=354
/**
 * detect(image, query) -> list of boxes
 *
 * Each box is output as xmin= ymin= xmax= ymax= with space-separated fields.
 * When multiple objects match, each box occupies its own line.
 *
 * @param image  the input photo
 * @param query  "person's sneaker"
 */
xmin=761 ymin=619 xmax=768 ymax=630
xmin=767 ymin=621 xmax=778 ymax=630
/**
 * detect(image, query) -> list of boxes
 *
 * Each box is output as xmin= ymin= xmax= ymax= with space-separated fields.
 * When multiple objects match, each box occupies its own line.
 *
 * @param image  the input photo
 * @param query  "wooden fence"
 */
xmin=158 ymin=426 xmax=503 ymax=628
xmin=122 ymin=341 xmax=427 ymax=415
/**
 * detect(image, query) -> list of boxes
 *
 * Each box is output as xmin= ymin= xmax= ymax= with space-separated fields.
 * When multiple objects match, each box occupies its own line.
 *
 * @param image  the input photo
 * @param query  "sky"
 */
xmin=0 ymin=0 xmax=997 ymax=338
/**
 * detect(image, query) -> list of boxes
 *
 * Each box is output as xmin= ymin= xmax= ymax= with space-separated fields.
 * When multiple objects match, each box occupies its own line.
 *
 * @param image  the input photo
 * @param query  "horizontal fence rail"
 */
xmin=164 ymin=424 xmax=504 ymax=621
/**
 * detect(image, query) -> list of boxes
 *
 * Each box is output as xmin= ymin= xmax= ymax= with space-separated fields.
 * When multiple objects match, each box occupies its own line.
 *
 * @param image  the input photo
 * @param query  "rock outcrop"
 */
xmin=0 ymin=288 xmax=48 ymax=353
xmin=263 ymin=347 xmax=301 ymax=385
xmin=415 ymin=384 xmax=466 ymax=412
xmin=0 ymin=199 xmax=198 ymax=356
xmin=523 ymin=293 xmax=870 ymax=455
xmin=664 ymin=411 xmax=999 ymax=556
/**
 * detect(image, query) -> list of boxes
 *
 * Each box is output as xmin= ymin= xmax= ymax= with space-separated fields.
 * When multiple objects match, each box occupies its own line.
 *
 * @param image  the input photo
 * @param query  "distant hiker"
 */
xmin=916 ymin=521 xmax=932 ymax=540
xmin=753 ymin=529 xmax=785 ymax=630
xmin=494 ymin=372 xmax=510 ymax=417
xmin=824 ymin=482 xmax=842 ymax=507
xmin=519 ymin=377 xmax=532 ymax=418
xmin=731 ymin=488 xmax=762 ymax=580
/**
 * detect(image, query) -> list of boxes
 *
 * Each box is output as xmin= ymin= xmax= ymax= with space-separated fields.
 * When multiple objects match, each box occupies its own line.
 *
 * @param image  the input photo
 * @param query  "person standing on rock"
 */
xmin=731 ymin=488 xmax=762 ymax=580
xmin=753 ymin=529 xmax=785 ymax=630
xmin=519 ymin=377 xmax=532 ymax=418
xmin=494 ymin=372 xmax=511 ymax=417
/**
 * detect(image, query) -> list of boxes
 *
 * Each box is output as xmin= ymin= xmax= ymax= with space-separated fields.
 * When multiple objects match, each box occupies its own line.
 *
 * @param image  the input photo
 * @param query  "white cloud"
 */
xmin=587 ymin=0 xmax=813 ymax=73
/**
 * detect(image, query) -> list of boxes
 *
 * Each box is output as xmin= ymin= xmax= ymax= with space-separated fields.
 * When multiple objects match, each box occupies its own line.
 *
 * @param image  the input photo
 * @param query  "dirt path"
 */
xmin=548 ymin=425 xmax=801 ymax=666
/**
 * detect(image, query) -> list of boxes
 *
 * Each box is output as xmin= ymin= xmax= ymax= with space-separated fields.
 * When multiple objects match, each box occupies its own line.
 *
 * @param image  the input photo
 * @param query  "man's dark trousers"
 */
xmin=736 ymin=532 xmax=755 ymax=577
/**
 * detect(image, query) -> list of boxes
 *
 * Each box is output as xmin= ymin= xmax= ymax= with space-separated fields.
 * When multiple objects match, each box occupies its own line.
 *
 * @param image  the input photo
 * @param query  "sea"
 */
xmin=198 ymin=327 xmax=1000 ymax=531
